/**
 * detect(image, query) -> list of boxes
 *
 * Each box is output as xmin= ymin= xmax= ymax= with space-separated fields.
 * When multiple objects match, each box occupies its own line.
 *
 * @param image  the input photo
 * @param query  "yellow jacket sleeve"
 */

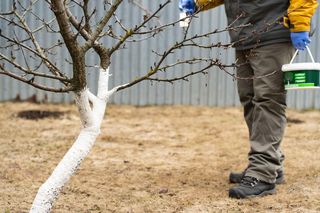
xmin=196 ymin=0 xmax=224 ymax=11
xmin=288 ymin=0 xmax=318 ymax=32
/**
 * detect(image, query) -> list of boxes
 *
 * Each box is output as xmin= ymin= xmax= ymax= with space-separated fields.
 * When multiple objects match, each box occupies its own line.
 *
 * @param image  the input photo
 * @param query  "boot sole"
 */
xmin=246 ymin=188 xmax=277 ymax=198
xmin=229 ymin=188 xmax=277 ymax=199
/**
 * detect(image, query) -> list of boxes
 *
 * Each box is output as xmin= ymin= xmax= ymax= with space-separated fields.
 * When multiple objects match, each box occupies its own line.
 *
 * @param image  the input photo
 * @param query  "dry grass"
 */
xmin=0 ymin=102 xmax=320 ymax=213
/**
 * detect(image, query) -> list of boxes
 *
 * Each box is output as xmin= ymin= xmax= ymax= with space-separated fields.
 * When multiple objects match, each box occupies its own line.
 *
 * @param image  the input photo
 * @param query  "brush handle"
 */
xmin=179 ymin=13 xmax=190 ymax=28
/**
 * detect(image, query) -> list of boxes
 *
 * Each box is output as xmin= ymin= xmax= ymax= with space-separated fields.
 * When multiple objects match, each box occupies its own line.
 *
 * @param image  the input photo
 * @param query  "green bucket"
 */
xmin=282 ymin=47 xmax=320 ymax=90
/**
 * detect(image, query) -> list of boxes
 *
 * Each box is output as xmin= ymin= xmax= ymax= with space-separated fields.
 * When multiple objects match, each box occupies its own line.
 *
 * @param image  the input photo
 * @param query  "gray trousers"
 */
xmin=236 ymin=43 xmax=295 ymax=183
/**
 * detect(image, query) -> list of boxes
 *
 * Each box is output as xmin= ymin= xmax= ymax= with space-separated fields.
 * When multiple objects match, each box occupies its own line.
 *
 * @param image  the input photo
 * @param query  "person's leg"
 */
xmin=236 ymin=50 xmax=254 ymax=136
xmin=244 ymin=43 xmax=295 ymax=183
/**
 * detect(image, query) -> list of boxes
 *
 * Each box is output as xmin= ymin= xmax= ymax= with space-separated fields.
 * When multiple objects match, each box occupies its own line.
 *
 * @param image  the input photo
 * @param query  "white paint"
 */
xmin=30 ymin=67 xmax=120 ymax=212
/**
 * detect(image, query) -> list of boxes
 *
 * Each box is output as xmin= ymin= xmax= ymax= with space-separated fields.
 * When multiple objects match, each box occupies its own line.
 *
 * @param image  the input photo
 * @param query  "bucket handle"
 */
xmin=290 ymin=46 xmax=315 ymax=64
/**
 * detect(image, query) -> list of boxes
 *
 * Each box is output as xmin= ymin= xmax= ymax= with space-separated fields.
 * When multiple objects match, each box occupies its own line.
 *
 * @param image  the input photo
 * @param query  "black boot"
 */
xmin=229 ymin=176 xmax=276 ymax=199
xmin=229 ymin=170 xmax=285 ymax=184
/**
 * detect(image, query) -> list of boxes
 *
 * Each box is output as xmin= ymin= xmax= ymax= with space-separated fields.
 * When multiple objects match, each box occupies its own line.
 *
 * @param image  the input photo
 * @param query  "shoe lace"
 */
xmin=241 ymin=176 xmax=259 ymax=187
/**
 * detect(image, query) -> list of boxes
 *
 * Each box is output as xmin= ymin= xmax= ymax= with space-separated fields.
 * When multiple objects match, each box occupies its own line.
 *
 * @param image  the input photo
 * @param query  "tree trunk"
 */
xmin=30 ymin=68 xmax=115 ymax=212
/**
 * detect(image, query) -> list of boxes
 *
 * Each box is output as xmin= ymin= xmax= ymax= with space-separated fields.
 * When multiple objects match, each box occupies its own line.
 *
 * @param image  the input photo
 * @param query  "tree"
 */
xmin=0 ymin=0 xmax=242 ymax=211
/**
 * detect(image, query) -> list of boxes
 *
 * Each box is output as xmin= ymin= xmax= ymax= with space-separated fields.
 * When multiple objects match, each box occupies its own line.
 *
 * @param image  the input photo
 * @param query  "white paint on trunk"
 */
xmin=30 ymin=67 xmax=122 ymax=212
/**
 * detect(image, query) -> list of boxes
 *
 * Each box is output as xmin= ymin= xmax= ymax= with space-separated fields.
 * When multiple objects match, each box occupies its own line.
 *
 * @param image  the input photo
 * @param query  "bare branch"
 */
xmin=13 ymin=9 xmax=68 ymax=78
xmin=0 ymin=53 xmax=70 ymax=82
xmin=147 ymin=62 xmax=217 ymax=83
xmin=82 ymin=0 xmax=93 ymax=34
xmin=51 ymin=0 xmax=86 ymax=90
xmin=128 ymin=0 xmax=163 ymax=26
xmin=109 ymin=0 xmax=171 ymax=55
xmin=51 ymin=0 xmax=80 ymax=56
xmin=65 ymin=7 xmax=110 ymax=68
xmin=0 ymin=65 xmax=73 ymax=93
xmin=0 ymin=11 xmax=14 ymax=16
xmin=84 ymin=0 xmax=124 ymax=50
xmin=0 ymin=33 xmax=65 ymax=77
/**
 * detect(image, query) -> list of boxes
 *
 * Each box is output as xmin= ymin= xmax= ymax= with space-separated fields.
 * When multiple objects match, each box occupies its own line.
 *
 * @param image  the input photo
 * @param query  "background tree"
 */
xmin=0 ymin=0 xmax=243 ymax=211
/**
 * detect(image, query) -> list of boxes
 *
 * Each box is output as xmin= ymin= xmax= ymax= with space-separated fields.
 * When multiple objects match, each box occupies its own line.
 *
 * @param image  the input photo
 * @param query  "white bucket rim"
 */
xmin=282 ymin=63 xmax=320 ymax=72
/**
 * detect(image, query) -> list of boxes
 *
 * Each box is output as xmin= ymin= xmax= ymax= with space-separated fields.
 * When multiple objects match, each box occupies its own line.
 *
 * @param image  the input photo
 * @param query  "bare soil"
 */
xmin=0 ymin=103 xmax=320 ymax=213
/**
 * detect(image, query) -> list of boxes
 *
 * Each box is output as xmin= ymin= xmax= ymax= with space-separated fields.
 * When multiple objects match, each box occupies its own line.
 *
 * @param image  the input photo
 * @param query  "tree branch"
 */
xmin=51 ymin=0 xmax=86 ymax=90
xmin=0 ymin=65 xmax=73 ymax=93
xmin=84 ymin=0 xmax=124 ymax=50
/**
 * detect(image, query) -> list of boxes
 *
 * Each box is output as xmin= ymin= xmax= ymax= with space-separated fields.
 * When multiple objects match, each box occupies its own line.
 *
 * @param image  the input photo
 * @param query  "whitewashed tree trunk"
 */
xmin=30 ymin=68 xmax=121 ymax=212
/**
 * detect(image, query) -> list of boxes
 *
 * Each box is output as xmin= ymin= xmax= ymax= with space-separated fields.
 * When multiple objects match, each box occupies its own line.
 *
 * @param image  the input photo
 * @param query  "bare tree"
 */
xmin=0 ymin=0 xmax=244 ymax=211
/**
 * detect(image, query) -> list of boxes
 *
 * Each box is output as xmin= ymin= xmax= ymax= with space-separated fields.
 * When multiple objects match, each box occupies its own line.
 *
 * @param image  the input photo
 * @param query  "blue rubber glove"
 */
xmin=290 ymin=32 xmax=311 ymax=50
xmin=179 ymin=0 xmax=196 ymax=15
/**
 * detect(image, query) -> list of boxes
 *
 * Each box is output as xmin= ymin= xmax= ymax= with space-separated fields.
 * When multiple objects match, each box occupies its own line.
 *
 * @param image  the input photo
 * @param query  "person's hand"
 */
xmin=290 ymin=32 xmax=311 ymax=50
xmin=179 ymin=0 xmax=196 ymax=15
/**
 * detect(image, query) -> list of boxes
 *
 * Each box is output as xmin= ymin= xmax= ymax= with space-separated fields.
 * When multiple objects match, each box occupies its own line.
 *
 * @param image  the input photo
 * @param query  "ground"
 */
xmin=0 ymin=102 xmax=320 ymax=213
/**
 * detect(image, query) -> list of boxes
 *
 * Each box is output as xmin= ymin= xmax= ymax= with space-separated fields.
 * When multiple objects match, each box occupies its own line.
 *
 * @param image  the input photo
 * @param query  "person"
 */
xmin=179 ymin=0 xmax=318 ymax=199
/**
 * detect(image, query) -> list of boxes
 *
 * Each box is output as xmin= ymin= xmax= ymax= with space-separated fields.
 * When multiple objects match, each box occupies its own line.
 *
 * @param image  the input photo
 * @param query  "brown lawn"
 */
xmin=0 ymin=103 xmax=320 ymax=212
